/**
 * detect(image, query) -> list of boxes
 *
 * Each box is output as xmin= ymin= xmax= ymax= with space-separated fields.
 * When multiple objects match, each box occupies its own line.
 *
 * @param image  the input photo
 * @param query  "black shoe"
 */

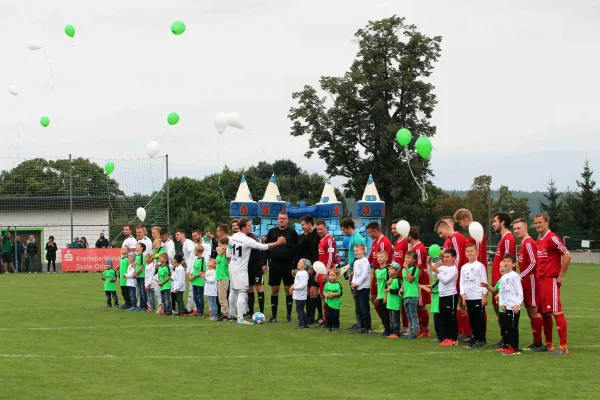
xmin=359 ymin=328 xmax=372 ymax=334
xmin=286 ymin=316 xmax=293 ymax=323
xmin=347 ymin=324 xmax=360 ymax=332
xmin=243 ymin=312 xmax=252 ymax=318
xmin=268 ymin=317 xmax=277 ymax=323
xmin=494 ymin=340 xmax=504 ymax=349
xmin=530 ymin=344 xmax=549 ymax=352
xmin=525 ymin=343 xmax=544 ymax=351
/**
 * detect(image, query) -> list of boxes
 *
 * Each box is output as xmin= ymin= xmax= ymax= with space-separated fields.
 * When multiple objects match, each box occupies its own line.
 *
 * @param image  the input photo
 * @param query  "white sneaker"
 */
xmin=237 ymin=319 xmax=252 ymax=325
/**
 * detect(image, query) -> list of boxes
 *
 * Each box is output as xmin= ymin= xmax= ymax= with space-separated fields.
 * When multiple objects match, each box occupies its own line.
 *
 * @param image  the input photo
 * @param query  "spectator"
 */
xmin=1 ymin=228 xmax=16 ymax=274
xmin=26 ymin=235 xmax=38 ymax=273
xmin=15 ymin=236 xmax=24 ymax=273
xmin=95 ymin=233 xmax=109 ymax=248
xmin=71 ymin=237 xmax=84 ymax=249
xmin=81 ymin=237 xmax=89 ymax=248
xmin=46 ymin=236 xmax=58 ymax=273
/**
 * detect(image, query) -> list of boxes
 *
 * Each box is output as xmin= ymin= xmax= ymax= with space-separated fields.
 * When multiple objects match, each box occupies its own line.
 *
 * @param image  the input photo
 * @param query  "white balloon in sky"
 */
xmin=27 ymin=41 xmax=42 ymax=50
xmin=136 ymin=207 xmax=147 ymax=222
xmin=146 ymin=141 xmax=160 ymax=158
xmin=214 ymin=112 xmax=228 ymax=134
xmin=226 ymin=112 xmax=244 ymax=129
xmin=8 ymin=85 xmax=18 ymax=95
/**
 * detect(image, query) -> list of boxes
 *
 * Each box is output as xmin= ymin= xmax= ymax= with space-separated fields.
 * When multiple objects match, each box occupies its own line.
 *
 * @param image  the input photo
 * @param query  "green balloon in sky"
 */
xmin=428 ymin=244 xmax=441 ymax=258
xmin=415 ymin=136 xmax=433 ymax=159
xmin=40 ymin=116 xmax=50 ymax=127
xmin=104 ymin=161 xmax=115 ymax=175
xmin=171 ymin=21 xmax=186 ymax=35
xmin=396 ymin=128 xmax=412 ymax=146
xmin=167 ymin=112 xmax=180 ymax=125
xmin=65 ymin=25 xmax=75 ymax=38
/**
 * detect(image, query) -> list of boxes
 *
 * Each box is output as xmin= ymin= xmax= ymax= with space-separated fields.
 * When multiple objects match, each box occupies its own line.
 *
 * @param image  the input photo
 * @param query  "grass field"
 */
xmin=1 ymin=265 xmax=599 ymax=400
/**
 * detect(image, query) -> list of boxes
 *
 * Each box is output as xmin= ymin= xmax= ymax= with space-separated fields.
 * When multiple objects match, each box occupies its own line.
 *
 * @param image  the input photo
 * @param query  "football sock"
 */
xmin=286 ymin=295 xmax=293 ymax=318
xmin=374 ymin=300 xmax=383 ymax=322
xmin=316 ymin=296 xmax=323 ymax=320
xmin=258 ymin=291 xmax=265 ymax=314
xmin=271 ymin=295 xmax=278 ymax=318
xmin=532 ymin=316 xmax=543 ymax=344
xmin=248 ymin=292 xmax=255 ymax=314
xmin=456 ymin=310 xmax=464 ymax=335
xmin=236 ymin=291 xmax=248 ymax=321
xmin=463 ymin=313 xmax=472 ymax=336
xmin=555 ymin=313 xmax=568 ymax=347
xmin=542 ymin=313 xmax=553 ymax=344
xmin=418 ymin=309 xmax=429 ymax=332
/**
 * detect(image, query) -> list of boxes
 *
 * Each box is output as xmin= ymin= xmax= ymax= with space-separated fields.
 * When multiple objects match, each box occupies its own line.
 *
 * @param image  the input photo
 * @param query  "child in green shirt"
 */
xmin=323 ymin=269 xmax=343 ymax=332
xmin=375 ymin=251 xmax=391 ymax=337
xmin=402 ymin=251 xmax=420 ymax=339
xmin=216 ymin=238 xmax=231 ymax=321
xmin=118 ymin=246 xmax=131 ymax=310
xmin=102 ymin=260 xmax=118 ymax=308
xmin=189 ymin=245 xmax=207 ymax=317
xmin=420 ymin=280 xmax=440 ymax=342
xmin=385 ymin=262 xmax=402 ymax=338
xmin=157 ymin=253 xmax=173 ymax=315
xmin=151 ymin=239 xmax=166 ymax=260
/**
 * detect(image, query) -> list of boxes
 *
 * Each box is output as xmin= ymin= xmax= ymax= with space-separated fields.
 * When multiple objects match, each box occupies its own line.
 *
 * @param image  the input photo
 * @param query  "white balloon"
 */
xmin=396 ymin=220 xmax=410 ymax=237
xmin=226 ymin=112 xmax=244 ymax=129
xmin=469 ymin=221 xmax=484 ymax=243
xmin=136 ymin=207 xmax=147 ymax=222
xmin=27 ymin=41 xmax=42 ymax=50
xmin=146 ymin=141 xmax=160 ymax=158
xmin=8 ymin=85 xmax=18 ymax=95
xmin=312 ymin=261 xmax=327 ymax=275
xmin=214 ymin=112 xmax=228 ymax=134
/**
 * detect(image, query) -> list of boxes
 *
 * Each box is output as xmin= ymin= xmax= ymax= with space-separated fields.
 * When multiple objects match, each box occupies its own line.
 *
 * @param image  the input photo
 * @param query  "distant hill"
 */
xmin=447 ymin=190 xmax=547 ymax=217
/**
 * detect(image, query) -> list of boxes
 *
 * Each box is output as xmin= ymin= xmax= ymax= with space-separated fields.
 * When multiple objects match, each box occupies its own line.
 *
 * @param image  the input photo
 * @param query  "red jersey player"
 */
xmin=534 ymin=212 xmax=571 ymax=355
xmin=408 ymin=227 xmax=430 ymax=337
xmin=453 ymin=208 xmax=488 ymax=268
xmin=391 ymin=219 xmax=409 ymax=265
xmin=316 ymin=220 xmax=336 ymax=326
xmin=367 ymin=221 xmax=392 ymax=330
xmin=513 ymin=217 xmax=544 ymax=350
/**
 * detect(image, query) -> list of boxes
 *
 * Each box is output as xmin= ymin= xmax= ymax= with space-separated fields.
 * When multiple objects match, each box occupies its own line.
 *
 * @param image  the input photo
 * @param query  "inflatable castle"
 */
xmin=230 ymin=174 xmax=385 ymax=257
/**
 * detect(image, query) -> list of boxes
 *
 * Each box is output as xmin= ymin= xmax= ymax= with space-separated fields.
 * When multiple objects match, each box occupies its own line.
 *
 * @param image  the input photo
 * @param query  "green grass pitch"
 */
xmin=1 ymin=264 xmax=599 ymax=399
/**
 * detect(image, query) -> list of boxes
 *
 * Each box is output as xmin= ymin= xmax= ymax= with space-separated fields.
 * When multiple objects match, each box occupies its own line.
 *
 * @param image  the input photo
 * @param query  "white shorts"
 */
xmin=230 ymin=270 xmax=249 ymax=291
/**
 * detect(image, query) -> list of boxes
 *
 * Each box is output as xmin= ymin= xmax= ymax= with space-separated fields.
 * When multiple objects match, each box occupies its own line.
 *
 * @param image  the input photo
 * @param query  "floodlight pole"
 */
xmin=69 ymin=154 xmax=74 ymax=243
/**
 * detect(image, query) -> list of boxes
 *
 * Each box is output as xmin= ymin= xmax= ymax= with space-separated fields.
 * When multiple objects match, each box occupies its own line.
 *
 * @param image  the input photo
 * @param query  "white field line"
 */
xmin=0 ymin=346 xmax=598 ymax=360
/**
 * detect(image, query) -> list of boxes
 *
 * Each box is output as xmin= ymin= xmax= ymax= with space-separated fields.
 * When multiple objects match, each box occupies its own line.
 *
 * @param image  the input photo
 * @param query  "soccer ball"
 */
xmin=252 ymin=312 xmax=265 ymax=324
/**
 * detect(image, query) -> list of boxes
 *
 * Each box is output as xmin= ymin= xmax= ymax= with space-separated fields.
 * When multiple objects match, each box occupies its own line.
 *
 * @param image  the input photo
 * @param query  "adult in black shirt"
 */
xmin=295 ymin=216 xmax=321 ymax=324
xmin=262 ymin=213 xmax=298 ymax=323
xmin=95 ymin=233 xmax=109 ymax=248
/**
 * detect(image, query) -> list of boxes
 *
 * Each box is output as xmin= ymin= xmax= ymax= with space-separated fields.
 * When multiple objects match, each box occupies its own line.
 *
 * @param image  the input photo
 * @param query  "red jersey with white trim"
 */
xmin=318 ymin=234 xmax=336 ymax=272
xmin=368 ymin=235 xmax=393 ymax=271
xmin=393 ymin=237 xmax=408 ymax=264
xmin=412 ymin=241 xmax=429 ymax=284
xmin=444 ymin=232 xmax=467 ymax=271
xmin=466 ymin=233 xmax=488 ymax=268
xmin=536 ymin=231 xmax=569 ymax=278
xmin=492 ymin=232 xmax=516 ymax=285
xmin=518 ymin=237 xmax=537 ymax=278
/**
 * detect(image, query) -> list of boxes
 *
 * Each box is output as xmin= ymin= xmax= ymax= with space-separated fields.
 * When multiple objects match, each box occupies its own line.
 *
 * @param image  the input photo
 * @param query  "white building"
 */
xmin=0 ymin=196 xmax=109 ymax=265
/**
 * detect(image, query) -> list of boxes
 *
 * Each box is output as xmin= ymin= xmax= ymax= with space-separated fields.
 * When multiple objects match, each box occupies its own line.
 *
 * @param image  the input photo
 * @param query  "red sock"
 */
xmin=542 ymin=314 xmax=553 ymax=344
xmin=374 ymin=301 xmax=383 ymax=322
xmin=401 ymin=307 xmax=409 ymax=329
xmin=418 ymin=310 xmax=429 ymax=332
xmin=456 ymin=310 xmax=463 ymax=335
xmin=531 ymin=317 xmax=543 ymax=344
xmin=463 ymin=313 xmax=472 ymax=336
xmin=554 ymin=314 xmax=568 ymax=347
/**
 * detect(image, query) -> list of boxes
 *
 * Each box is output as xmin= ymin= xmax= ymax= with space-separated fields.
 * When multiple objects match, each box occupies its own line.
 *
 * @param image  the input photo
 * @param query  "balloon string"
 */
xmin=217 ymin=133 xmax=226 ymax=203
xmin=248 ymin=131 xmax=271 ymax=162
xmin=404 ymin=147 xmax=428 ymax=201
xmin=43 ymin=49 xmax=56 ymax=92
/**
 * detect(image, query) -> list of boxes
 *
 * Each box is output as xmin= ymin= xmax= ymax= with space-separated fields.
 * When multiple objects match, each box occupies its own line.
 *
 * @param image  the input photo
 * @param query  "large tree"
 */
xmin=539 ymin=178 xmax=564 ymax=232
xmin=494 ymin=185 xmax=530 ymax=223
xmin=464 ymin=175 xmax=492 ymax=236
xmin=572 ymin=160 xmax=599 ymax=233
xmin=289 ymin=16 xmax=442 ymax=233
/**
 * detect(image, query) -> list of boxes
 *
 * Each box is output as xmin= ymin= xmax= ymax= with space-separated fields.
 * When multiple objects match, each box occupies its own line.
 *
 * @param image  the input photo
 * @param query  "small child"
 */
xmin=102 ymin=259 xmax=119 ymax=308
xmin=375 ymin=251 xmax=391 ymax=337
xmin=152 ymin=239 xmax=165 ymax=259
xmin=291 ymin=258 xmax=310 ymax=329
xmin=351 ymin=244 xmax=371 ymax=334
xmin=216 ymin=238 xmax=231 ymax=321
xmin=431 ymin=249 xmax=459 ymax=346
xmin=171 ymin=254 xmax=186 ymax=316
xmin=204 ymin=259 xmax=218 ymax=320
xmin=157 ymin=253 xmax=173 ymax=316
xmin=402 ymin=251 xmax=420 ymax=339
xmin=323 ymin=269 xmax=343 ymax=332
xmin=144 ymin=253 xmax=157 ymax=312
xmin=118 ymin=246 xmax=131 ymax=310
xmin=125 ymin=253 xmax=138 ymax=312
xmin=385 ymin=262 xmax=402 ymax=338
xmin=498 ymin=254 xmax=523 ymax=355
xmin=134 ymin=243 xmax=148 ymax=312
xmin=189 ymin=245 xmax=207 ymax=317
xmin=460 ymin=244 xmax=488 ymax=348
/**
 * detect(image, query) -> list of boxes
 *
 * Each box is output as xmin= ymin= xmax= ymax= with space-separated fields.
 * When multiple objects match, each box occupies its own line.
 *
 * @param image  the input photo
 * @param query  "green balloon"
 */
xmin=396 ymin=128 xmax=412 ymax=146
xmin=415 ymin=136 xmax=433 ymax=159
xmin=171 ymin=21 xmax=186 ymax=35
xmin=428 ymin=244 xmax=441 ymax=258
xmin=40 ymin=116 xmax=50 ymax=127
xmin=65 ymin=25 xmax=75 ymax=38
xmin=105 ymin=161 xmax=115 ymax=175
xmin=167 ymin=112 xmax=180 ymax=125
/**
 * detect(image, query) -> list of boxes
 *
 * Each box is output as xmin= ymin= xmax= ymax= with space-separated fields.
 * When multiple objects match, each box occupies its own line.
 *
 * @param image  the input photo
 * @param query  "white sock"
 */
xmin=237 ymin=291 xmax=248 ymax=321
xmin=228 ymin=289 xmax=237 ymax=317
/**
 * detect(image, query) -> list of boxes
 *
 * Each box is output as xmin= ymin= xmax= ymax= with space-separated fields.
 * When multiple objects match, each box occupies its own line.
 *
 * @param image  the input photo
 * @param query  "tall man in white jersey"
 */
xmin=122 ymin=225 xmax=137 ymax=252
xmin=159 ymin=228 xmax=175 ymax=262
xmin=228 ymin=218 xmax=286 ymax=325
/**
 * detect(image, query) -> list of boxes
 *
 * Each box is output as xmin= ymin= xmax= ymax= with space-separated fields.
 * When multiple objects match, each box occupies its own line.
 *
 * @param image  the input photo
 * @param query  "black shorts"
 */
xmin=268 ymin=261 xmax=294 ymax=287
xmin=308 ymin=273 xmax=320 ymax=288
xmin=248 ymin=267 xmax=264 ymax=286
xmin=2 ymin=253 xmax=12 ymax=263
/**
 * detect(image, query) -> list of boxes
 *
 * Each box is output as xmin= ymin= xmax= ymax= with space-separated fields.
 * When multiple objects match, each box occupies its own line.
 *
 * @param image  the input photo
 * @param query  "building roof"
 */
xmin=0 ymin=196 xmax=110 ymax=211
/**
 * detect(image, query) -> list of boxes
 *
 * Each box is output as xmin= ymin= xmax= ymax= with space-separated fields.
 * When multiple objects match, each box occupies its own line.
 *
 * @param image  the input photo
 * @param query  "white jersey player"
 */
xmin=227 ymin=218 xmax=286 ymax=324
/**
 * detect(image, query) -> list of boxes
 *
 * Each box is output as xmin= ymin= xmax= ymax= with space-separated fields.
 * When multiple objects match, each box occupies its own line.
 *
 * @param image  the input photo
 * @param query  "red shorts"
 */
xmin=521 ymin=274 xmax=539 ymax=309
xmin=537 ymin=277 xmax=562 ymax=313
xmin=370 ymin=275 xmax=377 ymax=296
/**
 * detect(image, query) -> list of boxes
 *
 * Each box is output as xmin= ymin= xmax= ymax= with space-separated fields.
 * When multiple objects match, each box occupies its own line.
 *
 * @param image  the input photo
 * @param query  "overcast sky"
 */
xmin=1 ymin=0 xmax=599 ymax=194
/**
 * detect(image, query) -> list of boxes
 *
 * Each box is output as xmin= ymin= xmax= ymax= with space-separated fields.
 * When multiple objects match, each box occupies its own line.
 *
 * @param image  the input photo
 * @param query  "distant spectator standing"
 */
xmin=15 ymin=236 xmax=24 ymax=273
xmin=26 ymin=235 xmax=38 ymax=273
xmin=95 ymin=233 xmax=109 ymax=248
xmin=45 ymin=236 xmax=58 ymax=273
xmin=81 ymin=237 xmax=89 ymax=248
xmin=1 ymin=228 xmax=15 ymax=274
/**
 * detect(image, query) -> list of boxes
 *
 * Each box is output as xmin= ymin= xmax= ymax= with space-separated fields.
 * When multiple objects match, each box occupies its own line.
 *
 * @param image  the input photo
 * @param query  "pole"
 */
xmin=69 ymin=154 xmax=73 ymax=244
xmin=165 ymin=154 xmax=170 ymax=232
xmin=487 ymin=187 xmax=492 ymax=241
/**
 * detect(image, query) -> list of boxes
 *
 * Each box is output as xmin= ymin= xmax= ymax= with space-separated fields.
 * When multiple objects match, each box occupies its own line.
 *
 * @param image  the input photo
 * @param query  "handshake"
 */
xmin=276 ymin=236 xmax=286 ymax=245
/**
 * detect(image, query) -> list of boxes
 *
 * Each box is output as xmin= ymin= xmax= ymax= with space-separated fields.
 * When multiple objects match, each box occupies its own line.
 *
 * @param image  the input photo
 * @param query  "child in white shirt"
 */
xmin=351 ymin=244 xmax=371 ymax=334
xmin=125 ymin=253 xmax=138 ymax=312
xmin=499 ymin=254 xmax=524 ymax=355
xmin=291 ymin=258 xmax=310 ymax=329
xmin=204 ymin=259 xmax=218 ymax=320
xmin=171 ymin=254 xmax=186 ymax=316
xmin=460 ymin=244 xmax=488 ymax=347
xmin=144 ymin=253 xmax=157 ymax=312
xmin=431 ymin=248 xmax=459 ymax=346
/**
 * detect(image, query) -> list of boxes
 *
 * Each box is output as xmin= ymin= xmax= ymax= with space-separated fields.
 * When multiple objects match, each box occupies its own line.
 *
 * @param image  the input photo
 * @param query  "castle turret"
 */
xmin=258 ymin=174 xmax=286 ymax=218
xmin=315 ymin=179 xmax=343 ymax=218
xmin=356 ymin=175 xmax=385 ymax=253
xmin=230 ymin=175 xmax=258 ymax=217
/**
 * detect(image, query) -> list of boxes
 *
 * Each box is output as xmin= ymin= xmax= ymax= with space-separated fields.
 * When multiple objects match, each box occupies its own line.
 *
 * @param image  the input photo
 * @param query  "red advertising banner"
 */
xmin=61 ymin=248 xmax=121 ymax=272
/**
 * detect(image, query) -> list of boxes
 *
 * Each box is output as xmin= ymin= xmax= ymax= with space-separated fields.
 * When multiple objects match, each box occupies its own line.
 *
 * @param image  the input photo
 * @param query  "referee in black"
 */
xmin=294 ymin=216 xmax=321 ymax=324
xmin=262 ymin=212 xmax=299 ymax=322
